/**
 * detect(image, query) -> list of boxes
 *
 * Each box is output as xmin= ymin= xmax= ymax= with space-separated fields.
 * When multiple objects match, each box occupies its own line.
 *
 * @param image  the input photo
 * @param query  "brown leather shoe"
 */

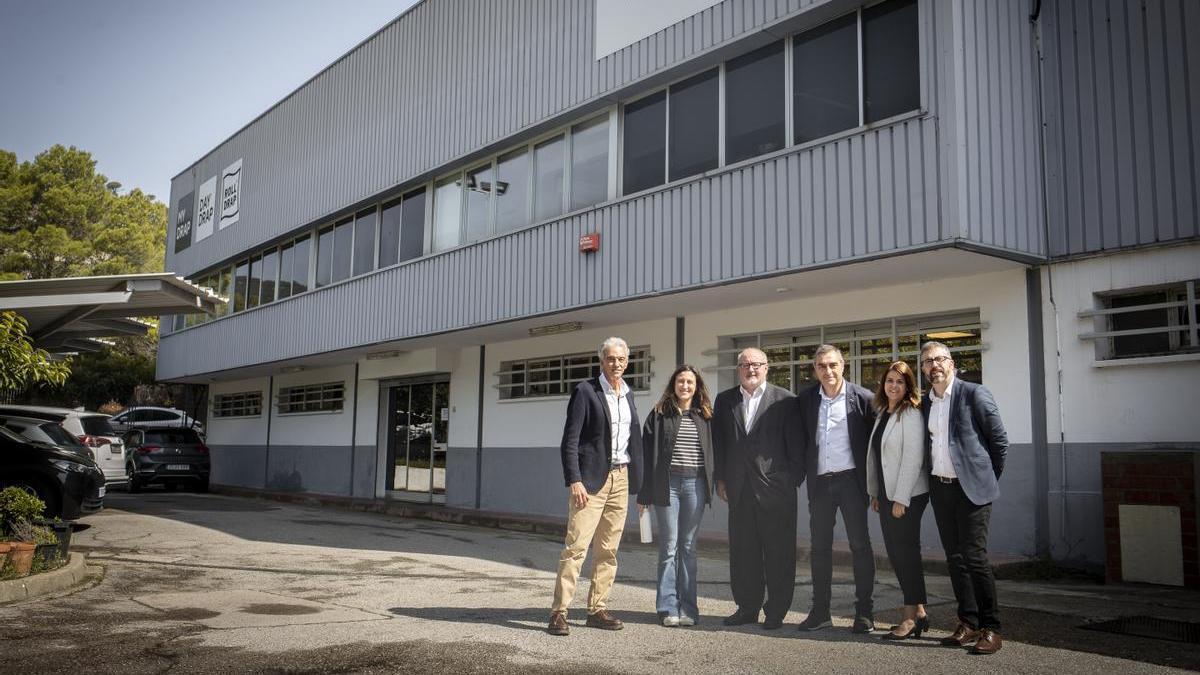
xmin=585 ymin=609 xmax=624 ymax=630
xmin=971 ymin=629 xmax=1003 ymax=654
xmin=940 ymin=622 xmax=981 ymax=646
xmin=547 ymin=611 xmax=569 ymax=636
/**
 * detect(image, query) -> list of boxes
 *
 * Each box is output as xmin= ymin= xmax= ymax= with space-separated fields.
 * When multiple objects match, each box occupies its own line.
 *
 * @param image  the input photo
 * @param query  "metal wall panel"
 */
xmin=1041 ymin=0 xmax=1200 ymax=256
xmin=165 ymin=0 xmax=861 ymax=279
xmin=159 ymin=118 xmax=939 ymax=379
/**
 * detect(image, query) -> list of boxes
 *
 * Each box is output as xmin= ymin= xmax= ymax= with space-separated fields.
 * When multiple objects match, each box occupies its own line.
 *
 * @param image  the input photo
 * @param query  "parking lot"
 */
xmin=1 ymin=491 xmax=1196 ymax=674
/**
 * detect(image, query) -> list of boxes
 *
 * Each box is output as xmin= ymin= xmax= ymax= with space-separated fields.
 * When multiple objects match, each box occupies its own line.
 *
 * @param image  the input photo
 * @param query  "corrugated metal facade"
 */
xmin=1041 ymin=0 xmax=1200 ymax=256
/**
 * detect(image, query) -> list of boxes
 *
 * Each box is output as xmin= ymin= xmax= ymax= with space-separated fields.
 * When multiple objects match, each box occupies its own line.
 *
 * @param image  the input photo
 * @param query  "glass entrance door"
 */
xmin=386 ymin=379 xmax=448 ymax=502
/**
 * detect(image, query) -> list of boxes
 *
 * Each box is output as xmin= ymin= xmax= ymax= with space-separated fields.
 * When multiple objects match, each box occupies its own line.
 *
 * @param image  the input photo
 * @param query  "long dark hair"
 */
xmin=873 ymin=360 xmax=922 ymax=413
xmin=653 ymin=364 xmax=713 ymax=419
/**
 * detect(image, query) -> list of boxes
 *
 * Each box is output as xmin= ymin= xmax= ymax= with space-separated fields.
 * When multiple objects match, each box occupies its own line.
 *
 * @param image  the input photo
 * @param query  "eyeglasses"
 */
xmin=921 ymin=355 xmax=952 ymax=367
xmin=603 ymin=356 xmax=628 ymax=364
xmin=737 ymin=362 xmax=767 ymax=371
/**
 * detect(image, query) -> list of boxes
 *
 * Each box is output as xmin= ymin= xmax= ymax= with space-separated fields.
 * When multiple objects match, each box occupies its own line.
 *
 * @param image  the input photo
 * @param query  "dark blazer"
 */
xmin=637 ymin=408 xmax=715 ymax=507
xmin=793 ymin=381 xmax=876 ymax=498
xmin=560 ymin=377 xmax=643 ymax=495
xmin=712 ymin=383 xmax=798 ymax=509
xmin=921 ymin=378 xmax=1008 ymax=506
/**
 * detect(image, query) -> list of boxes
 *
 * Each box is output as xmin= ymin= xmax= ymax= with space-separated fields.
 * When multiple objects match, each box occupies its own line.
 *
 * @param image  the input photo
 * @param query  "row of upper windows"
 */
xmin=175 ymin=0 xmax=919 ymax=331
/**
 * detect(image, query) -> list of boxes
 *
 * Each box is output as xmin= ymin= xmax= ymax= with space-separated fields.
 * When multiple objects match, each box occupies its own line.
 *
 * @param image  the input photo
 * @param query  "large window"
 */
xmin=496 ymin=148 xmax=530 ymax=233
xmin=398 ymin=188 xmax=426 ymax=262
xmin=570 ymin=116 xmax=609 ymax=211
xmin=433 ymin=174 xmax=462 ymax=252
xmin=498 ymin=346 xmax=653 ymax=400
xmin=332 ymin=217 xmax=353 ymax=283
xmin=212 ymin=391 xmax=262 ymax=418
xmin=726 ymin=41 xmax=786 ymax=164
xmin=793 ymin=13 xmax=859 ymax=143
xmin=533 ymin=135 xmax=566 ymax=221
xmin=379 ymin=198 xmax=402 ymax=268
xmin=315 ymin=226 xmax=334 ymax=288
xmin=863 ymin=0 xmax=920 ymax=123
xmin=246 ymin=254 xmax=261 ymax=309
xmin=723 ymin=311 xmax=984 ymax=394
xmin=259 ymin=249 xmax=278 ymax=305
xmin=292 ymin=235 xmax=311 ymax=294
xmin=1081 ymin=281 xmax=1200 ymax=361
xmin=278 ymin=243 xmax=294 ymax=300
xmin=233 ymin=260 xmax=249 ymax=313
xmin=277 ymin=382 xmax=345 ymax=414
xmin=352 ymin=207 xmax=377 ymax=277
xmin=622 ymin=91 xmax=667 ymax=195
xmin=668 ymin=68 xmax=720 ymax=182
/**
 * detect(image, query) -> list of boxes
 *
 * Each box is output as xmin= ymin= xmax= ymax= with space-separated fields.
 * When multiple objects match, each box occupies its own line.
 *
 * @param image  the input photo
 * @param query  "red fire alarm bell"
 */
xmin=579 ymin=232 xmax=600 ymax=253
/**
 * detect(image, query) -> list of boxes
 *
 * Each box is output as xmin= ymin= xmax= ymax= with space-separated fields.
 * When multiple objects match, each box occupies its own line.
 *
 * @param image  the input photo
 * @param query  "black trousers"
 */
xmin=930 ymin=479 xmax=1000 ymax=631
xmin=727 ymin=483 xmax=797 ymax=621
xmin=877 ymin=492 xmax=929 ymax=606
xmin=808 ymin=471 xmax=875 ymax=617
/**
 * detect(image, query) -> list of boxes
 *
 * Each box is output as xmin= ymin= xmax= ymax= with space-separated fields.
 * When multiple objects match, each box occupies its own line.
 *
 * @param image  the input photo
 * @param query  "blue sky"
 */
xmin=0 ymin=0 xmax=417 ymax=202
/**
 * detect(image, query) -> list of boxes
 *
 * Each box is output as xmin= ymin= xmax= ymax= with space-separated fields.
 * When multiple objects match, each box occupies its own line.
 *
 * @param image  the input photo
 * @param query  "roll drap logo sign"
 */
xmin=219 ymin=158 xmax=243 ymax=229
xmin=194 ymin=176 xmax=217 ymax=243
xmin=174 ymin=190 xmax=195 ymax=254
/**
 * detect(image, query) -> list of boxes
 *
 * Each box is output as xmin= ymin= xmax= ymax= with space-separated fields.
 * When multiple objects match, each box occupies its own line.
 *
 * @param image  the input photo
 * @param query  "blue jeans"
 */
xmin=654 ymin=472 xmax=707 ymax=620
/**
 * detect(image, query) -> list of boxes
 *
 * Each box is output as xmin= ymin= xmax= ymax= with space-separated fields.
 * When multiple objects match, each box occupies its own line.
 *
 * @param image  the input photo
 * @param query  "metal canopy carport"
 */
xmin=0 ymin=273 xmax=222 ymax=354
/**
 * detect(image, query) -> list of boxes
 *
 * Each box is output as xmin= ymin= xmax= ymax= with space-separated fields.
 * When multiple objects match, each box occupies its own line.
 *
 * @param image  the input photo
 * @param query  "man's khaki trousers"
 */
xmin=551 ymin=465 xmax=629 ymax=613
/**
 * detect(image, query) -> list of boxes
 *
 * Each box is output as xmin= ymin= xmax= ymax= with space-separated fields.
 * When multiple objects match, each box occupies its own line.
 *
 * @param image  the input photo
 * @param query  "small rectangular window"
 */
xmin=496 ymin=148 xmax=530 ymax=233
xmin=863 ymin=0 xmax=920 ymax=123
xmin=379 ymin=198 xmax=402 ymax=268
xmin=464 ymin=162 xmax=495 ymax=244
xmin=726 ymin=41 xmax=786 ymax=164
xmin=277 ymin=382 xmax=345 ymax=414
xmin=400 ymin=188 xmax=426 ymax=262
xmin=233 ymin=260 xmax=249 ymax=313
xmin=533 ymin=135 xmax=566 ymax=222
xmin=433 ymin=174 xmax=462 ymax=252
xmin=259 ymin=249 xmax=278 ymax=305
xmin=292 ymin=235 xmax=311 ymax=294
xmin=498 ymin=347 xmax=653 ymax=400
xmin=246 ymin=254 xmax=261 ymax=309
xmin=1086 ymin=281 xmax=1199 ymax=360
xmin=622 ymin=91 xmax=666 ymax=194
xmin=332 ymin=218 xmax=353 ymax=282
xmin=212 ymin=391 xmax=263 ymax=418
xmin=793 ymin=13 xmax=859 ymax=143
xmin=352 ymin=207 xmax=377 ymax=276
xmin=278 ymin=244 xmax=294 ymax=299
xmin=570 ymin=116 xmax=609 ymax=210
xmin=668 ymin=68 xmax=719 ymax=181
xmin=315 ymin=227 xmax=333 ymax=288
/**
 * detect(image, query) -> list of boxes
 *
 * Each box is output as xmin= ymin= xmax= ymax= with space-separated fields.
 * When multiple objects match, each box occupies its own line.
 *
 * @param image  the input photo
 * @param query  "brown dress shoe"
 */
xmin=940 ymin=622 xmax=981 ymax=647
xmin=547 ymin=611 xmax=569 ymax=636
xmin=971 ymin=629 xmax=1003 ymax=654
xmin=585 ymin=609 xmax=624 ymax=630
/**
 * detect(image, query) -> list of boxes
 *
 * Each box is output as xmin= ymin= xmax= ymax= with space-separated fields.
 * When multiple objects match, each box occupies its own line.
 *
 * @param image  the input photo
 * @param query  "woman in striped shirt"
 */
xmin=638 ymin=364 xmax=715 ymax=627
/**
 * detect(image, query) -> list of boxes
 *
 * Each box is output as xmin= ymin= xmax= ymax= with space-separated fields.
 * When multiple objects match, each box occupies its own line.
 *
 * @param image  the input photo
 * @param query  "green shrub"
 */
xmin=0 ymin=487 xmax=46 ymax=535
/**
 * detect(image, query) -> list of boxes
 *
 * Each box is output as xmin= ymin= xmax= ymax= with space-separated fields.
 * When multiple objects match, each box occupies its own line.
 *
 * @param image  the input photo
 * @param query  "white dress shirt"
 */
xmin=928 ymin=375 xmax=957 ymax=478
xmin=599 ymin=376 xmax=631 ymax=466
xmin=817 ymin=383 xmax=855 ymax=475
xmin=740 ymin=382 xmax=767 ymax=432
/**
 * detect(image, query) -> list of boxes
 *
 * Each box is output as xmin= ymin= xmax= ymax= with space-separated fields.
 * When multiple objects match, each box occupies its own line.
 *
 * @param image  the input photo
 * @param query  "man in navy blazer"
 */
xmin=548 ymin=337 xmax=643 ymax=636
xmin=920 ymin=341 xmax=1008 ymax=655
xmin=793 ymin=344 xmax=877 ymax=633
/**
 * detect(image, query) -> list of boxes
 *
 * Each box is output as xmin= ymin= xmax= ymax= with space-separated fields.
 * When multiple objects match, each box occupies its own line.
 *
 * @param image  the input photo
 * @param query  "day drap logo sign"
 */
xmin=219 ymin=158 xmax=242 ymax=229
xmin=194 ymin=176 xmax=217 ymax=243
xmin=173 ymin=191 xmax=194 ymax=254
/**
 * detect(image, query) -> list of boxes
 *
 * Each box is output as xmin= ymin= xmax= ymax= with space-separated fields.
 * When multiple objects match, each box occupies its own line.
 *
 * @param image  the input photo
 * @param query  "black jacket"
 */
xmin=792 ymin=381 xmax=877 ymax=498
xmin=559 ymin=378 xmax=643 ymax=495
xmin=637 ymin=407 xmax=714 ymax=507
xmin=712 ymin=383 xmax=799 ymax=509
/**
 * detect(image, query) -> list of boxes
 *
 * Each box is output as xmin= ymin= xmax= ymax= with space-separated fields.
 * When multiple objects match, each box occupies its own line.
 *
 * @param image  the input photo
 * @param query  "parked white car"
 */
xmin=109 ymin=406 xmax=205 ymax=435
xmin=0 ymin=405 xmax=127 ymax=485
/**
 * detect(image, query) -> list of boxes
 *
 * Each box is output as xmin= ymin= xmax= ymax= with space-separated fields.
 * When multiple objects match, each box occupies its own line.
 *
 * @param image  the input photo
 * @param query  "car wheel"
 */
xmin=0 ymin=479 xmax=61 ymax=519
xmin=128 ymin=471 xmax=143 ymax=494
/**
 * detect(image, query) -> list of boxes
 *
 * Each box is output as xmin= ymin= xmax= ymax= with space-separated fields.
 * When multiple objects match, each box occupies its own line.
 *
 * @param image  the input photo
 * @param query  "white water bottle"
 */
xmin=639 ymin=507 xmax=653 ymax=543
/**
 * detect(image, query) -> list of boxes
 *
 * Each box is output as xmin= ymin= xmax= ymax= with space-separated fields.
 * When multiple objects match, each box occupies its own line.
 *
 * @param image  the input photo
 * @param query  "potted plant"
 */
xmin=1 ymin=487 xmax=48 ymax=578
xmin=4 ymin=520 xmax=37 ymax=578
xmin=29 ymin=523 xmax=61 ymax=569
xmin=34 ymin=518 xmax=72 ymax=560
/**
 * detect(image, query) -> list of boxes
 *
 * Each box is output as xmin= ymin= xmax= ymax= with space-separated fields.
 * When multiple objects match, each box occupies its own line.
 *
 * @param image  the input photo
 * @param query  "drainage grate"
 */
xmin=1081 ymin=616 xmax=1200 ymax=644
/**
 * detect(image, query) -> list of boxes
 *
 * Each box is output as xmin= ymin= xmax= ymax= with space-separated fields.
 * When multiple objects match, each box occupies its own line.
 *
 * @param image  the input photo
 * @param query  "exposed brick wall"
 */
xmin=1101 ymin=452 xmax=1199 ymax=588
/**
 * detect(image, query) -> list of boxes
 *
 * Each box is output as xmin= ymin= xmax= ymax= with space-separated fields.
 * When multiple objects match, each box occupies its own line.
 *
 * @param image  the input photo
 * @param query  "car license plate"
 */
xmin=166 ymin=464 xmax=190 ymax=471
xmin=110 ymin=446 xmax=122 ymax=454
xmin=98 ymin=486 xmax=106 ymax=498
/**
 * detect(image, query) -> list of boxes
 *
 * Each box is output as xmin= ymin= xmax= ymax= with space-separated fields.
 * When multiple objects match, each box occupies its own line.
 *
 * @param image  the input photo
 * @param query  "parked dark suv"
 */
xmin=124 ymin=428 xmax=210 ymax=492
xmin=0 ymin=425 xmax=105 ymax=519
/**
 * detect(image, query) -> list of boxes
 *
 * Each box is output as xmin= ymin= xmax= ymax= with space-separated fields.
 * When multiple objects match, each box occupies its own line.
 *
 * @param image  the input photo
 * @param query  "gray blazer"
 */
xmin=921 ymin=379 xmax=1008 ymax=506
xmin=866 ymin=405 xmax=928 ymax=506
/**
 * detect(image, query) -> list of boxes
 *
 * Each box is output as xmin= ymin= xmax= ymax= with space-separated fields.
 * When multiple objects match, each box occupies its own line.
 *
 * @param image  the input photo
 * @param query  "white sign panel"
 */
xmin=219 ymin=158 xmax=242 ymax=229
xmin=194 ymin=176 xmax=217 ymax=243
xmin=594 ymin=0 xmax=723 ymax=60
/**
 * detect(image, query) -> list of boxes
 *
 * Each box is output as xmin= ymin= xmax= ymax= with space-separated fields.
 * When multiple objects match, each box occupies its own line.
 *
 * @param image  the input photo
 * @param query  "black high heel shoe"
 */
xmin=882 ymin=614 xmax=929 ymax=640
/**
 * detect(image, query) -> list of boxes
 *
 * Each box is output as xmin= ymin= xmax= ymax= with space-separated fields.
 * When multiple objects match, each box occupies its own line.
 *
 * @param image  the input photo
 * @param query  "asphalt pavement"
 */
xmin=0 ymin=490 xmax=1197 ymax=674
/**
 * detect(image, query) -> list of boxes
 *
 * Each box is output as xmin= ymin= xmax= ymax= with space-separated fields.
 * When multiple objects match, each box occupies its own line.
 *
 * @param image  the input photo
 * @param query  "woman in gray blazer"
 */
xmin=866 ymin=360 xmax=930 ymax=640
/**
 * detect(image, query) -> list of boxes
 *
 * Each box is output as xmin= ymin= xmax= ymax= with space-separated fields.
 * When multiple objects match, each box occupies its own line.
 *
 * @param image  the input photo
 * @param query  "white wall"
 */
xmin=685 ymin=267 xmax=1033 ymax=442
xmin=270 ymin=363 xmax=355 ymax=447
xmin=482 ymin=318 xmax=677 ymax=448
xmin=207 ymin=376 xmax=270 ymax=446
xmin=1042 ymin=244 xmax=1200 ymax=443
